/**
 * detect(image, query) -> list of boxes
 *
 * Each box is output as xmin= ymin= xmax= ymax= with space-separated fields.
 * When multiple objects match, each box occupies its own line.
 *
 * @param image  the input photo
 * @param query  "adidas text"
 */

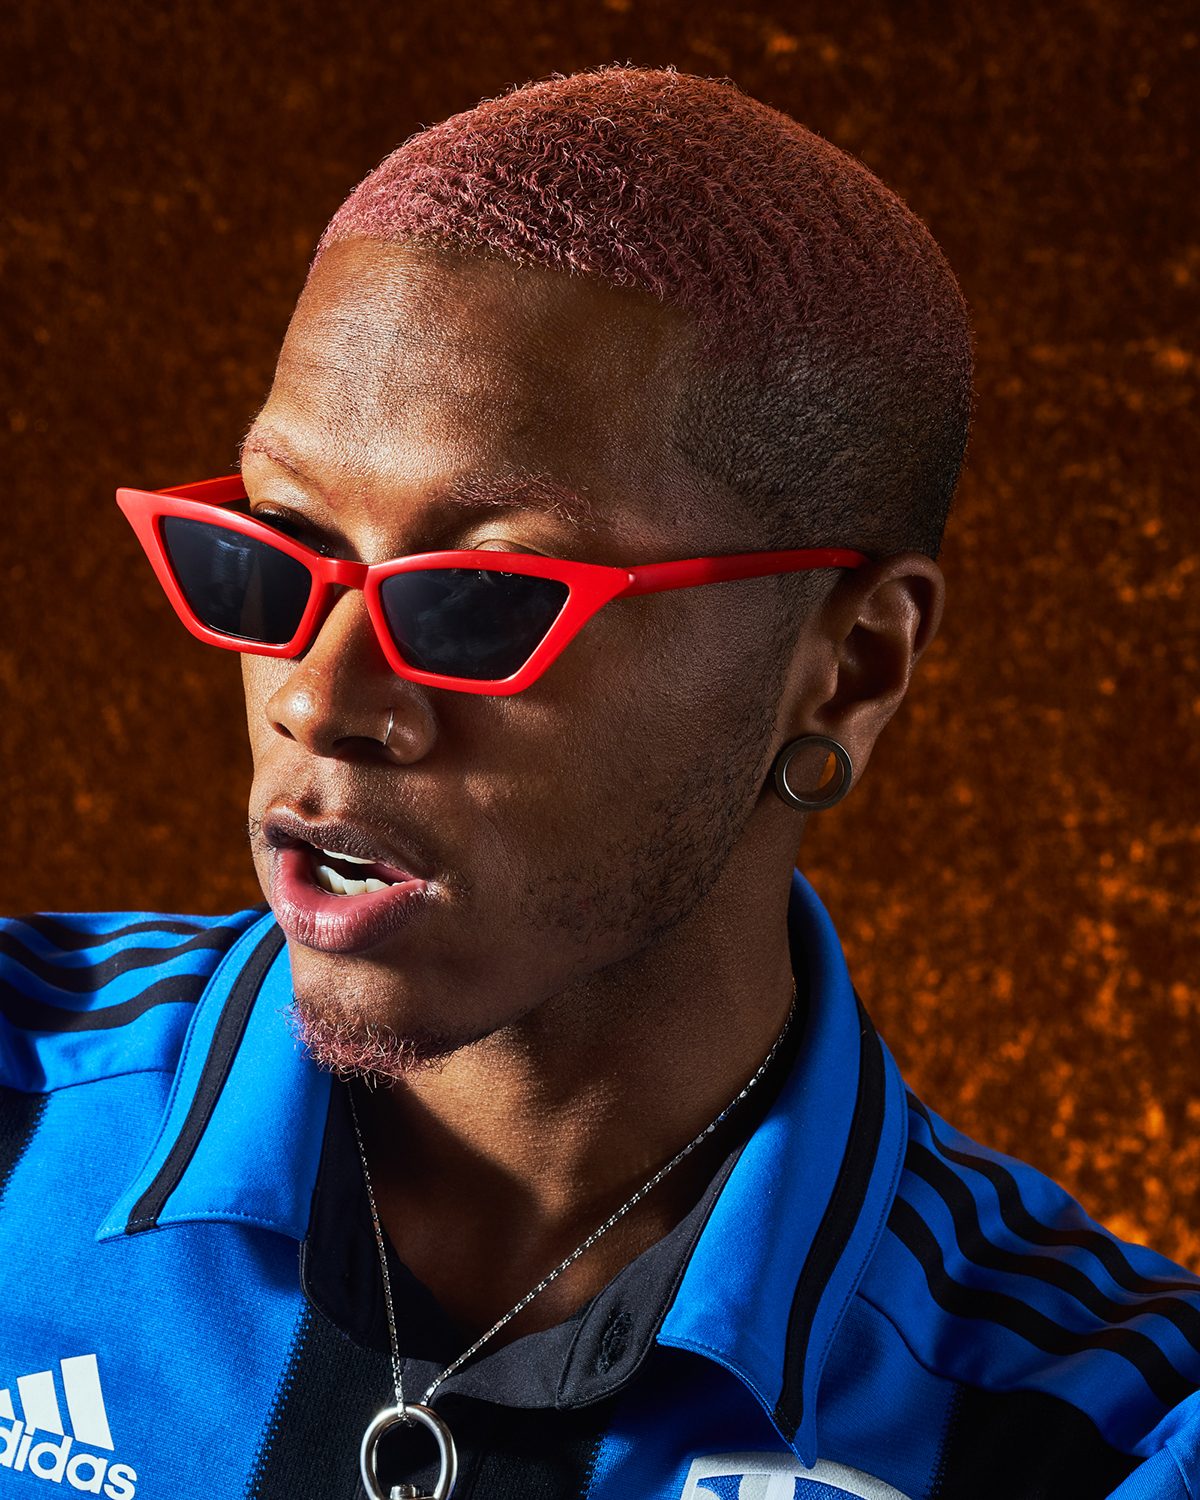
xmin=0 ymin=1356 xmax=135 ymax=1497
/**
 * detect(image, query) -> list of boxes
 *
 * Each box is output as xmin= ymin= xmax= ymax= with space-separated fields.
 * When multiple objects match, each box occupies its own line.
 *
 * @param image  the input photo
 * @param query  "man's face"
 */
xmin=242 ymin=240 xmax=797 ymax=1067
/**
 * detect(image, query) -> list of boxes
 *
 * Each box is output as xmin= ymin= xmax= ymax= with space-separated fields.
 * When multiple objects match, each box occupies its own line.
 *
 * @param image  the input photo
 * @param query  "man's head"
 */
xmin=315 ymin=66 xmax=971 ymax=560
xmin=239 ymin=69 xmax=967 ymax=1077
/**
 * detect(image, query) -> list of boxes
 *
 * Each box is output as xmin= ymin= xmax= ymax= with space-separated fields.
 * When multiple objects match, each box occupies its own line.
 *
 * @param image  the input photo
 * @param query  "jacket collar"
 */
xmin=658 ymin=872 xmax=909 ymax=1464
xmin=99 ymin=917 xmax=329 ymax=1242
xmin=97 ymin=876 xmax=907 ymax=1464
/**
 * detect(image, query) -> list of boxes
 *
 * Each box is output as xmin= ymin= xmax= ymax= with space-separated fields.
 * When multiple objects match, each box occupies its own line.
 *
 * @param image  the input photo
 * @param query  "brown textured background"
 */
xmin=2 ymin=1 xmax=1197 ymax=1262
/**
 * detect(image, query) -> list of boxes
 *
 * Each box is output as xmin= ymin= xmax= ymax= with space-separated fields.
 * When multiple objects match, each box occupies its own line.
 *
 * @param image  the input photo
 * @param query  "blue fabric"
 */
xmin=812 ymin=1297 xmax=955 ymax=1498
xmin=1 ymin=909 xmax=307 ymax=1497
xmin=3 ymin=880 xmax=1200 ymax=1499
xmin=0 ymin=1072 xmax=306 ymax=1496
xmin=0 ymin=910 xmax=261 ymax=1092
xmin=584 ymin=1351 xmax=793 ymax=1498
xmin=98 ymin=919 xmax=330 ymax=1242
xmin=1146 ymin=1389 xmax=1200 ymax=1486
xmin=858 ymin=1097 xmax=1200 ymax=1457
xmin=1106 ymin=1447 xmax=1191 ymax=1499
xmin=659 ymin=873 xmax=908 ymax=1465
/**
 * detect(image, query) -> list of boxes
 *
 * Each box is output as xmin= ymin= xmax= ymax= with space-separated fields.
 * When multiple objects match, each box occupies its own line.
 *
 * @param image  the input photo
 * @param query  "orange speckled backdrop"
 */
xmin=2 ymin=2 xmax=1197 ymax=1260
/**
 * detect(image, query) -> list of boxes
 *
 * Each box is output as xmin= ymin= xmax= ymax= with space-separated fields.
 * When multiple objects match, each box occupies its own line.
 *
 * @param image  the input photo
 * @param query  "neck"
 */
xmin=360 ymin=851 xmax=799 ymax=1342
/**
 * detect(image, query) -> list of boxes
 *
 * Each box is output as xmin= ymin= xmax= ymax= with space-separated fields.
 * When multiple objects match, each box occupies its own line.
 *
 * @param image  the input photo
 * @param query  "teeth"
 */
xmin=315 ymin=863 xmax=396 ymax=897
xmin=320 ymin=847 xmax=374 ymax=865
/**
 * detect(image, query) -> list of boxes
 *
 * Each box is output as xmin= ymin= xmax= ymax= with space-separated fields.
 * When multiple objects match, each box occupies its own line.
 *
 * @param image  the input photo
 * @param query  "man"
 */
xmin=1 ymin=67 xmax=1198 ymax=1500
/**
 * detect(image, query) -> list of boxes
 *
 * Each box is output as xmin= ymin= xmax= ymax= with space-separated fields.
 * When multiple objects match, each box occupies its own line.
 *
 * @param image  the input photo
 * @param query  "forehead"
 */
xmin=253 ymin=239 xmax=712 ymax=527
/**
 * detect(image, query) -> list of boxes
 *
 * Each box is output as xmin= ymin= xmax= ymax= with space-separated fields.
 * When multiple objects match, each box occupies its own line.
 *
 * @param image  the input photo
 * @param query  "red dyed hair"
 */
xmin=315 ymin=67 xmax=972 ymax=557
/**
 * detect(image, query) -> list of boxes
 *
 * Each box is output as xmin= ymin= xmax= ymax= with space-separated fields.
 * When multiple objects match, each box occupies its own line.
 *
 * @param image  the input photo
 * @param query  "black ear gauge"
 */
xmin=771 ymin=735 xmax=853 ymax=811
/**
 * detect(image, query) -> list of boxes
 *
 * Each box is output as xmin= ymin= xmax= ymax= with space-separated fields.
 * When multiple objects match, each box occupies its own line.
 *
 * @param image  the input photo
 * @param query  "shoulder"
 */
xmin=851 ymin=1089 xmax=1200 ymax=1465
xmin=0 ymin=906 xmax=271 ymax=1093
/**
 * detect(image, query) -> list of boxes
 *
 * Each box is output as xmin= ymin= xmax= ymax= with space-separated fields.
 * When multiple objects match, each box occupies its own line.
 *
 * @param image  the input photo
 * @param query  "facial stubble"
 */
xmin=286 ymin=637 xmax=788 ymax=1084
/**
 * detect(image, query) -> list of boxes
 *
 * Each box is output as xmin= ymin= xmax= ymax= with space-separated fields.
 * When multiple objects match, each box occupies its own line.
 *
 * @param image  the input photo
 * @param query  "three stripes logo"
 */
xmin=0 ymin=1356 xmax=136 ymax=1496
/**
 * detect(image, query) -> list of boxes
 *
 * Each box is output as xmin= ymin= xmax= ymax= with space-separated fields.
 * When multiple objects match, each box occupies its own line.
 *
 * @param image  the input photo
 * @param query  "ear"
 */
xmin=775 ymin=553 xmax=945 ymax=795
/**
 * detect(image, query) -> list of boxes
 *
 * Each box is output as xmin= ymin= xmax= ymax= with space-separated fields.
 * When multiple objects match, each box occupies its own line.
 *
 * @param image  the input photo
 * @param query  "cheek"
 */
xmin=461 ymin=610 xmax=769 ymax=839
xmin=240 ymin=656 xmax=289 ymax=758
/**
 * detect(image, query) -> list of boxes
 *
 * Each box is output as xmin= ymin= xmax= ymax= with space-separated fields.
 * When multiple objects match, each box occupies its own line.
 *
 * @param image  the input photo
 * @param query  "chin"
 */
xmin=289 ymin=993 xmax=469 ymax=1083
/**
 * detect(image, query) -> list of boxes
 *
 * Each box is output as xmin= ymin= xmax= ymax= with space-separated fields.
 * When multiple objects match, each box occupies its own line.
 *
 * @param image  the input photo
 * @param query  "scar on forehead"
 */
xmin=240 ymin=431 xmax=598 ymax=530
xmin=241 ymin=431 xmax=301 ymax=475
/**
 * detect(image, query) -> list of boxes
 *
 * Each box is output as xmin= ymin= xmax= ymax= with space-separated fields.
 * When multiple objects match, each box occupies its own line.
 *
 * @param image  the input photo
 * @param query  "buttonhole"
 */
xmin=596 ymin=1311 xmax=632 ymax=1375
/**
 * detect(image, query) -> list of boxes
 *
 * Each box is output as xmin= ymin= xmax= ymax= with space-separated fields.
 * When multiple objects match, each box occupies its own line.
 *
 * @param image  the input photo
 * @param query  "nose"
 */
xmin=262 ymin=589 xmax=437 ymax=762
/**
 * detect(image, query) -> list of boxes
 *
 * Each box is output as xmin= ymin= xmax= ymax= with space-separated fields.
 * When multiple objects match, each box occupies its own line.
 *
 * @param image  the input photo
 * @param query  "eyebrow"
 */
xmin=438 ymin=473 xmax=598 ymax=529
xmin=241 ymin=432 xmax=599 ymax=530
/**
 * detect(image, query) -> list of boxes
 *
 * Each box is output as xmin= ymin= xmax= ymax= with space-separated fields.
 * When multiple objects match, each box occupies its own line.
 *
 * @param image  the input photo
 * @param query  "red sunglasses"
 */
xmin=116 ymin=476 xmax=869 ymax=696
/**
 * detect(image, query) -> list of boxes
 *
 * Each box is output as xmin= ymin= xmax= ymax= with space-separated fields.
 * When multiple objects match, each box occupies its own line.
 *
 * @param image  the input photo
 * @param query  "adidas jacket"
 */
xmin=1 ymin=873 xmax=1198 ymax=1500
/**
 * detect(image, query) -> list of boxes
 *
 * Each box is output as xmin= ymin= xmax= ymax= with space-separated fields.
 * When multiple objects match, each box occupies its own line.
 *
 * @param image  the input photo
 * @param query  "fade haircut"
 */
xmin=315 ymin=67 xmax=972 ymax=559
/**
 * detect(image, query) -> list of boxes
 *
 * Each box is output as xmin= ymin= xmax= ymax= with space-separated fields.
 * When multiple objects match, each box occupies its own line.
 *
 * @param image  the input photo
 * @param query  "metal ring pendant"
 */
xmin=360 ymin=1404 xmax=458 ymax=1500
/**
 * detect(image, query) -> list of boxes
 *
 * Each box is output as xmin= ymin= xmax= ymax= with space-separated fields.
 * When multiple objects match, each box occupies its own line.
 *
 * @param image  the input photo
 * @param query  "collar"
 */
xmin=297 ymin=1025 xmax=798 ymax=1414
xmin=658 ymin=872 xmax=909 ymax=1464
xmin=98 ymin=919 xmax=328 ymax=1240
xmin=97 ymin=873 xmax=907 ymax=1466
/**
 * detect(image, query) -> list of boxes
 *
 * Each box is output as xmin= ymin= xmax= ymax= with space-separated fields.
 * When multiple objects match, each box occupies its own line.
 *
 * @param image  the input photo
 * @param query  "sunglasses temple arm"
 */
xmin=620 ymin=550 xmax=870 ymax=597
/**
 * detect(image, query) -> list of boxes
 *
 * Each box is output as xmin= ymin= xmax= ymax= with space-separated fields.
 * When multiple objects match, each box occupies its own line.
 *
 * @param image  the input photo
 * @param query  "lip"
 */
xmin=260 ymin=803 xmax=435 ymax=956
xmin=261 ymin=806 xmax=432 ymax=872
xmin=269 ymin=845 xmax=432 ymax=954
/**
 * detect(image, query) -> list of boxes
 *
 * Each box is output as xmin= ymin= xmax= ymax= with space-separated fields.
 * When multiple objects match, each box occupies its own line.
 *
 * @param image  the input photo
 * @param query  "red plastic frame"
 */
xmin=116 ymin=476 xmax=870 ymax=695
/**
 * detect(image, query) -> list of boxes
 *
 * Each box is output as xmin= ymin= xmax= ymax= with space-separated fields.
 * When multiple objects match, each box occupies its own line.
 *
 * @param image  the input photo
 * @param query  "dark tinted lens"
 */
xmin=161 ymin=516 xmax=313 ymax=645
xmin=378 ymin=567 xmax=569 ymax=681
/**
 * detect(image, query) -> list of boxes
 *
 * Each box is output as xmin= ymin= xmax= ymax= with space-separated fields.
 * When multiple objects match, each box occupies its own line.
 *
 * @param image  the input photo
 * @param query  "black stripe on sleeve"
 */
xmin=0 ymin=1087 xmax=48 ymax=1208
xmin=774 ymin=994 xmax=887 ymax=1441
xmin=124 ymin=924 xmax=285 ymax=1234
xmin=26 ymin=907 xmax=268 ymax=951
xmin=907 ymin=1093 xmax=1198 ymax=1295
xmin=12 ymin=914 xmax=207 ymax=950
xmin=0 ymin=972 xmax=209 ymax=1033
xmin=0 ymin=922 xmax=253 ymax=995
xmin=906 ymin=1141 xmax=1200 ymax=1355
xmin=887 ymin=1195 xmax=1198 ymax=1411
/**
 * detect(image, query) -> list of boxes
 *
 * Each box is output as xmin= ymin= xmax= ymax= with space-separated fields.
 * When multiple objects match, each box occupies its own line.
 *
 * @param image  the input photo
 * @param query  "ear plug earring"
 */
xmin=771 ymin=735 xmax=853 ymax=811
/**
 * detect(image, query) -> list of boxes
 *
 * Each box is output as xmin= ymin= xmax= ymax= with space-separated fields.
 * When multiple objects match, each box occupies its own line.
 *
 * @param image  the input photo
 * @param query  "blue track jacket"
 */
xmin=1 ymin=873 xmax=1198 ymax=1499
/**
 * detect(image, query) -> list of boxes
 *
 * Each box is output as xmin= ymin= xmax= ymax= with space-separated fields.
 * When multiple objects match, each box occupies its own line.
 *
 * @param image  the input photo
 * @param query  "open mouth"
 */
xmin=264 ymin=826 xmax=432 ymax=954
xmin=311 ymin=846 xmax=406 ymax=897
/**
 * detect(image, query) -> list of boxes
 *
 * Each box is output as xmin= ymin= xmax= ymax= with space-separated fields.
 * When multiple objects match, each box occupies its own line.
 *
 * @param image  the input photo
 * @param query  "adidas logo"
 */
xmin=0 ymin=1356 xmax=135 ymax=1497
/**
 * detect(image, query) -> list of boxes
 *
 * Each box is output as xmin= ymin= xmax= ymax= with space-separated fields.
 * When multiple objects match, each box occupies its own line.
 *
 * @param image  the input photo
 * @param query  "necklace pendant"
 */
xmin=361 ymin=1404 xmax=458 ymax=1500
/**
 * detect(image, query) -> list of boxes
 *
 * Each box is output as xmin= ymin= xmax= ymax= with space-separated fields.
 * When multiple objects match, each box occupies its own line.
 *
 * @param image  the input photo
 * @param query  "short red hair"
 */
xmin=316 ymin=67 xmax=971 ymax=557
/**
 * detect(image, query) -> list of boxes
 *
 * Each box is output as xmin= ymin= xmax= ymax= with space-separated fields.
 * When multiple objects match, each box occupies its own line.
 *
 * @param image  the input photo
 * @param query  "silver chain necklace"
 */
xmin=351 ymin=995 xmax=795 ymax=1500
